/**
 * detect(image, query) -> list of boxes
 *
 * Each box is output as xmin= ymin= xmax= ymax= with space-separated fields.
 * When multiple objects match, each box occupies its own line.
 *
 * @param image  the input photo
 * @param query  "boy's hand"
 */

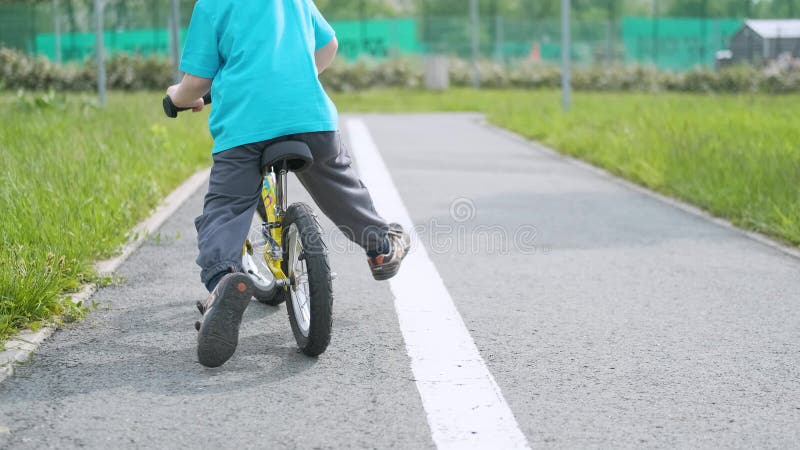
xmin=166 ymin=83 xmax=206 ymax=112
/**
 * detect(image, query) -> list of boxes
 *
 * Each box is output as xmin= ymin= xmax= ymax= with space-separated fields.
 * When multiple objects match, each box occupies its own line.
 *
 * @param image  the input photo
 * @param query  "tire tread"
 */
xmin=281 ymin=203 xmax=333 ymax=357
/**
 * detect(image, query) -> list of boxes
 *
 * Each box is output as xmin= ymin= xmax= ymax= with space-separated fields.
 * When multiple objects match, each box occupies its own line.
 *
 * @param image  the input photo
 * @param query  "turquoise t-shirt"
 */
xmin=179 ymin=0 xmax=339 ymax=153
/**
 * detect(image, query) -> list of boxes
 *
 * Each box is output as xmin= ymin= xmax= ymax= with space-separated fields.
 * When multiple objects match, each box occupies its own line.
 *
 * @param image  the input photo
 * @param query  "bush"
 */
xmin=0 ymin=48 xmax=172 ymax=92
xmin=106 ymin=54 xmax=174 ymax=90
xmin=508 ymin=63 xmax=561 ymax=89
xmin=2 ymin=48 xmax=67 ymax=90
xmin=3 ymin=47 xmax=800 ymax=94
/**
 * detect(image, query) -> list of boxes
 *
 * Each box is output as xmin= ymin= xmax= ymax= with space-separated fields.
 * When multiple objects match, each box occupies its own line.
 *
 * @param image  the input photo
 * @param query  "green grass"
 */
xmin=333 ymin=89 xmax=800 ymax=247
xmin=0 ymin=91 xmax=212 ymax=343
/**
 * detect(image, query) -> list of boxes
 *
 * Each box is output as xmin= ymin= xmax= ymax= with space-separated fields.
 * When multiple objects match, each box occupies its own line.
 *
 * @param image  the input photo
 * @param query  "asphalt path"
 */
xmin=1 ymin=114 xmax=798 ymax=449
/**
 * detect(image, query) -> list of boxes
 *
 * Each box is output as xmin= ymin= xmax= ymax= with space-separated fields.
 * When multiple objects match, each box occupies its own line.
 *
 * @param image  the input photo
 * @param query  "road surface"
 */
xmin=1 ymin=114 xmax=798 ymax=449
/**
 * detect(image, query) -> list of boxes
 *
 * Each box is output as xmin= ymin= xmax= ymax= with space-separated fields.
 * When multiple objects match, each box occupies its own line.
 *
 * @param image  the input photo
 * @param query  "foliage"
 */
xmin=0 ymin=48 xmax=172 ymax=91
xmin=317 ymin=0 xmax=408 ymax=19
xmin=321 ymin=56 xmax=800 ymax=94
xmin=3 ymin=47 xmax=800 ymax=94
xmin=413 ymin=0 xmax=797 ymax=20
xmin=0 ymin=91 xmax=211 ymax=344
xmin=321 ymin=57 xmax=424 ymax=91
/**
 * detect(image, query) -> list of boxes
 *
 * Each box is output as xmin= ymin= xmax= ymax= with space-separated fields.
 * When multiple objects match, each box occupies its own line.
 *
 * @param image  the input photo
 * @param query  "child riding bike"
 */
xmin=165 ymin=0 xmax=410 ymax=368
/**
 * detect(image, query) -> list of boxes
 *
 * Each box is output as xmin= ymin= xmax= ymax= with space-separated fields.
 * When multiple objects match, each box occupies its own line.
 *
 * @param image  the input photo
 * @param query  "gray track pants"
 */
xmin=195 ymin=131 xmax=388 ymax=286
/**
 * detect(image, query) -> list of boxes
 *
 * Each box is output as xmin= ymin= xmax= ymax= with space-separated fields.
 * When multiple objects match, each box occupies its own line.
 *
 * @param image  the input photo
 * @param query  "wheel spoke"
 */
xmin=288 ymin=223 xmax=312 ymax=337
xmin=301 ymin=299 xmax=311 ymax=324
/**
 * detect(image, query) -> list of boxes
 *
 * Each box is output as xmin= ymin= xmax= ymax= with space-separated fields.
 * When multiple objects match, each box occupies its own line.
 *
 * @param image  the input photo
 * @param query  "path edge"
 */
xmin=0 ymin=168 xmax=211 ymax=385
xmin=477 ymin=117 xmax=800 ymax=261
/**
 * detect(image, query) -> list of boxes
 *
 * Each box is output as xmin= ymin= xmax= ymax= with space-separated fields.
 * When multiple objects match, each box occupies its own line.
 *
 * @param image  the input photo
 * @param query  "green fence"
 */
xmin=34 ymin=28 xmax=177 ymax=61
xmin=0 ymin=0 xmax=746 ymax=71
xmin=420 ymin=17 xmax=619 ymax=64
xmin=29 ymin=18 xmax=420 ymax=62
xmin=0 ymin=0 xmax=194 ymax=60
xmin=419 ymin=16 xmax=744 ymax=68
xmin=0 ymin=3 xmax=41 ymax=54
xmin=327 ymin=18 xmax=420 ymax=59
xmin=622 ymin=17 xmax=742 ymax=69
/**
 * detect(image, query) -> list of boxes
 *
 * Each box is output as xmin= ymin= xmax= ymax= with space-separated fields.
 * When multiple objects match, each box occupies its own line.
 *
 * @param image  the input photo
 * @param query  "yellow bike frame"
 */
xmin=260 ymin=172 xmax=288 ymax=281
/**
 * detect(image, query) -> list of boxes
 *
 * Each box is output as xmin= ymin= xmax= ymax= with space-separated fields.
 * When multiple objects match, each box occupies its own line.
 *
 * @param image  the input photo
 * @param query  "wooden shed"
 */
xmin=729 ymin=19 xmax=800 ymax=64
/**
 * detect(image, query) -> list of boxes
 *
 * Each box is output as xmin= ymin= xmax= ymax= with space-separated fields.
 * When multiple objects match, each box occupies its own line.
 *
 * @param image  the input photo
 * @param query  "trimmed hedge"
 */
xmin=2 ymin=47 xmax=800 ymax=94
xmin=0 ymin=49 xmax=173 ymax=91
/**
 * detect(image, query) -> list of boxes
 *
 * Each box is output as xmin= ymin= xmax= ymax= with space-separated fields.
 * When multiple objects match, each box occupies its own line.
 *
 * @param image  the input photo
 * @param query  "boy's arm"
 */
xmin=310 ymin=0 xmax=336 ymax=74
xmin=166 ymin=74 xmax=212 ymax=111
xmin=315 ymin=37 xmax=338 ymax=74
xmin=166 ymin=2 xmax=218 ymax=111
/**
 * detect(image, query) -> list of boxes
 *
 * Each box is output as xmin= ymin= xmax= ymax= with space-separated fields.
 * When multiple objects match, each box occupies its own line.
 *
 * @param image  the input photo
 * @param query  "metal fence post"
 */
xmin=470 ymin=0 xmax=480 ymax=88
xmin=700 ymin=0 xmax=708 ymax=66
xmin=652 ymin=0 xmax=659 ymax=65
xmin=94 ymin=0 xmax=106 ymax=106
xmin=53 ymin=0 xmax=62 ymax=63
xmin=30 ymin=4 xmax=38 ymax=54
xmin=561 ymin=0 xmax=571 ymax=111
xmin=169 ymin=0 xmax=181 ymax=83
xmin=495 ymin=15 xmax=504 ymax=63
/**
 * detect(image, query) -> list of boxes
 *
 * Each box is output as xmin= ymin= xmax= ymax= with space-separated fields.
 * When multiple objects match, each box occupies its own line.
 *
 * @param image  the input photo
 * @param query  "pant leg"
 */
xmin=195 ymin=143 xmax=264 ymax=285
xmin=293 ymin=131 xmax=388 ymax=252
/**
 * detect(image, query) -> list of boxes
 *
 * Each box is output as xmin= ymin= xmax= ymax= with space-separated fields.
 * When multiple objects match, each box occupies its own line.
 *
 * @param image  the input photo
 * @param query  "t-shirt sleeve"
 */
xmin=179 ymin=3 xmax=220 ymax=78
xmin=310 ymin=1 xmax=335 ymax=50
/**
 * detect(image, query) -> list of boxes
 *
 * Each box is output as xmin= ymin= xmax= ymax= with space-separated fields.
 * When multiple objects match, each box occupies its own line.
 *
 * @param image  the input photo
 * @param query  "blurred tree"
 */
xmin=315 ymin=0 xmax=404 ymax=19
xmin=770 ymin=0 xmax=800 ymax=16
xmin=5 ymin=0 xmax=798 ymax=28
xmin=64 ymin=0 xmax=77 ymax=30
xmin=661 ymin=0 xmax=799 ymax=18
xmin=409 ymin=0 xmax=800 ymax=19
xmin=416 ymin=0 xmax=559 ymax=18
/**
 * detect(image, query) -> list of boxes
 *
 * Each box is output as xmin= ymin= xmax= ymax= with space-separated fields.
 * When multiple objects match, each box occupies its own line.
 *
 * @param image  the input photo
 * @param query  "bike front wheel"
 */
xmin=280 ymin=203 xmax=333 ymax=357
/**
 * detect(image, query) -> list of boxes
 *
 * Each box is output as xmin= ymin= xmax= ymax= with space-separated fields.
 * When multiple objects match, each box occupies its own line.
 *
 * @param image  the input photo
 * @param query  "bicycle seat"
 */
xmin=261 ymin=140 xmax=314 ymax=173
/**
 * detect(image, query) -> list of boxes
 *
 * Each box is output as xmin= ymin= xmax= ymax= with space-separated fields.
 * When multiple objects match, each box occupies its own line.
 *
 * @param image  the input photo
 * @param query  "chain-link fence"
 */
xmin=0 ymin=0 xmax=193 ymax=62
xmin=0 ymin=0 xmax=746 ymax=71
xmin=417 ymin=16 xmax=741 ymax=70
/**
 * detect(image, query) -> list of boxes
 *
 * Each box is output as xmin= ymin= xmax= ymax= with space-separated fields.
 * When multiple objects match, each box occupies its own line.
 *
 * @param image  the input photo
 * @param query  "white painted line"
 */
xmin=347 ymin=119 xmax=530 ymax=450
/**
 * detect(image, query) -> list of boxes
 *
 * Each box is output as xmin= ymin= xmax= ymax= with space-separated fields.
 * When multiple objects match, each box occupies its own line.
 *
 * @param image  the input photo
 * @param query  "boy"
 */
xmin=165 ymin=0 xmax=410 ymax=367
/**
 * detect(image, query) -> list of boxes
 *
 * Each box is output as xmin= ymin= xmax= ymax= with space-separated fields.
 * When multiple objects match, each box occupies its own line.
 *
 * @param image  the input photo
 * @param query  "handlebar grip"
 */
xmin=162 ymin=93 xmax=212 ymax=118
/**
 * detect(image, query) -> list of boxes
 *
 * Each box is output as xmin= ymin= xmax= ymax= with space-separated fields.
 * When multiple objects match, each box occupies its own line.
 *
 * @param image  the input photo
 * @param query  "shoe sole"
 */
xmin=372 ymin=265 xmax=401 ymax=281
xmin=197 ymin=274 xmax=254 ymax=368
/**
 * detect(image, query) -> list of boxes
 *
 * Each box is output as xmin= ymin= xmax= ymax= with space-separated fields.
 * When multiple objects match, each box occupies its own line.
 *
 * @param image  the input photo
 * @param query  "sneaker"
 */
xmin=195 ymin=272 xmax=254 ymax=368
xmin=368 ymin=223 xmax=411 ymax=281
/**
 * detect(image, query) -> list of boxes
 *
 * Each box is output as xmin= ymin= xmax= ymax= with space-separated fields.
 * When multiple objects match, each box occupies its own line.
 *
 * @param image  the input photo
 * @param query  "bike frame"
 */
xmin=259 ymin=164 xmax=289 ymax=282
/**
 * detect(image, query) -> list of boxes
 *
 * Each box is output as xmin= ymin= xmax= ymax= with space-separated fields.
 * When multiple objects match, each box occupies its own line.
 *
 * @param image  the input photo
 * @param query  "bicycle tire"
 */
xmin=279 ymin=202 xmax=333 ymax=357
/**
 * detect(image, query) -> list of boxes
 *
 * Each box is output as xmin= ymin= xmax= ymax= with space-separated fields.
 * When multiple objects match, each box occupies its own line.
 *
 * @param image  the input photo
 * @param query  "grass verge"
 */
xmin=0 ymin=91 xmax=211 ymax=344
xmin=333 ymin=89 xmax=800 ymax=247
